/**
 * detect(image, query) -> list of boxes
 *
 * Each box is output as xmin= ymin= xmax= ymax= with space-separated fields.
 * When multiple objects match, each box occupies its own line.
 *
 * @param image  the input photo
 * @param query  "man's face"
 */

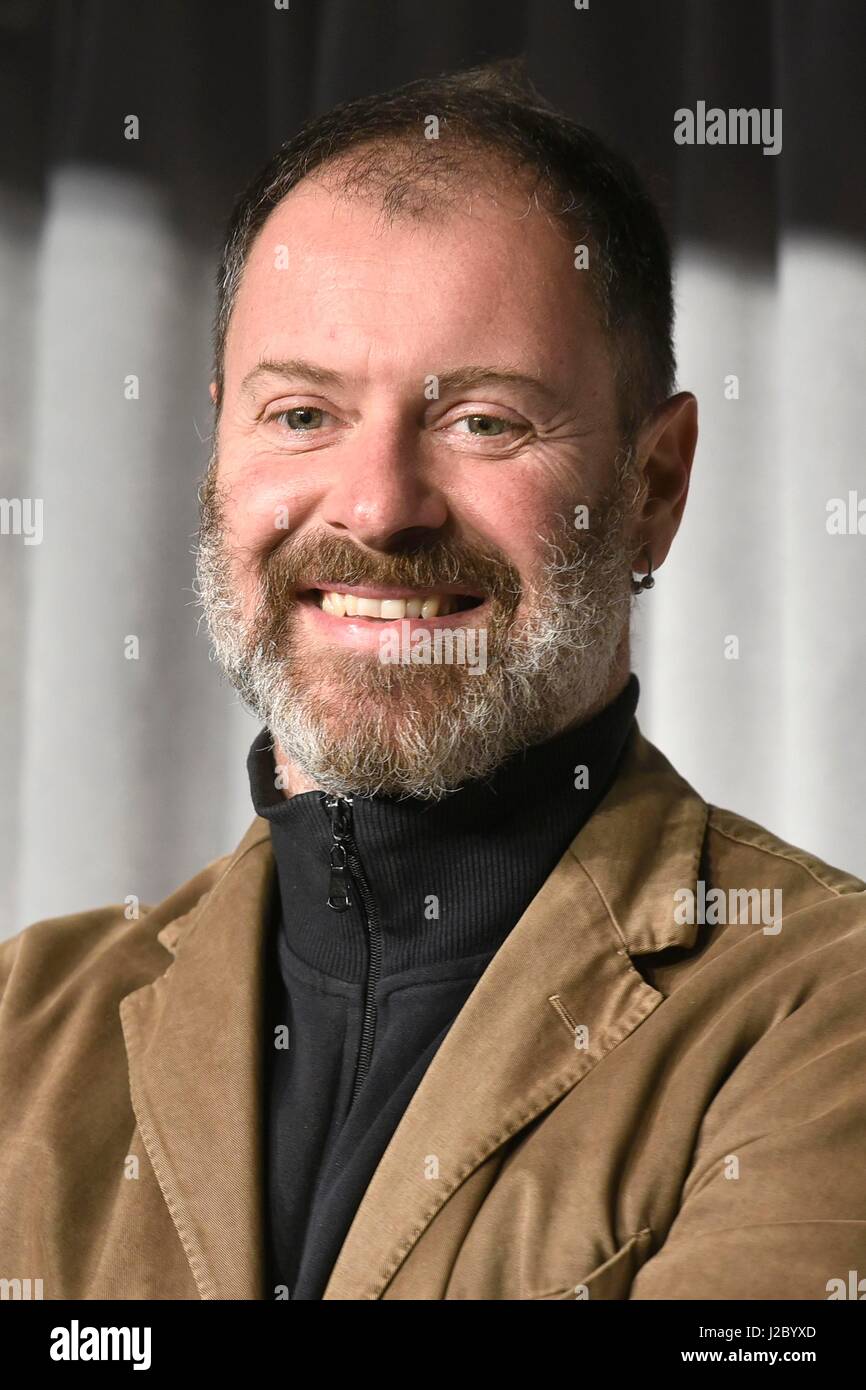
xmin=197 ymin=169 xmax=642 ymax=798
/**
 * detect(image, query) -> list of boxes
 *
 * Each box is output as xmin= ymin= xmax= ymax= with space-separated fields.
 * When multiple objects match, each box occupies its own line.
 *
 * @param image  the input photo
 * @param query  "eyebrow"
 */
xmin=240 ymin=358 xmax=347 ymax=398
xmin=435 ymin=366 xmax=559 ymax=403
xmin=239 ymin=358 xmax=559 ymax=404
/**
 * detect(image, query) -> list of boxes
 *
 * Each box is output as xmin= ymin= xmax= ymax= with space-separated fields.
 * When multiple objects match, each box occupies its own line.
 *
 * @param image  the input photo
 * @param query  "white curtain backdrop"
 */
xmin=2 ymin=0 xmax=864 ymax=939
xmin=636 ymin=240 xmax=866 ymax=879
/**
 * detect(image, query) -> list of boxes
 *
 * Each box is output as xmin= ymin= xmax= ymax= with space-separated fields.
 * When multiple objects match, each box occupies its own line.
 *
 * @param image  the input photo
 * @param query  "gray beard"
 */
xmin=194 ymin=449 xmax=641 ymax=800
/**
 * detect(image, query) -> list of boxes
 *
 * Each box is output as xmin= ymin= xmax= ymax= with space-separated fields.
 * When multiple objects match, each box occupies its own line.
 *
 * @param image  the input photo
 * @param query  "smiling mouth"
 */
xmin=298 ymin=588 xmax=485 ymax=620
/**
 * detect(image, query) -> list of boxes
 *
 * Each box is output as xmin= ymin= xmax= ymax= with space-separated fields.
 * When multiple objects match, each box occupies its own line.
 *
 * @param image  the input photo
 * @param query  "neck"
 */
xmin=247 ymin=671 xmax=641 ymax=980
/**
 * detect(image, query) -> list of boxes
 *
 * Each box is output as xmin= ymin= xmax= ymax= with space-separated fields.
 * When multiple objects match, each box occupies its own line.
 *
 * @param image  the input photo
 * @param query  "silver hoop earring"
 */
xmin=631 ymin=552 xmax=655 ymax=594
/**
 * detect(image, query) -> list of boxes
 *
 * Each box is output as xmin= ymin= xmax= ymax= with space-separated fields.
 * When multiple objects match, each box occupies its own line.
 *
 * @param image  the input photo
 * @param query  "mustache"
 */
xmin=258 ymin=530 xmax=524 ymax=609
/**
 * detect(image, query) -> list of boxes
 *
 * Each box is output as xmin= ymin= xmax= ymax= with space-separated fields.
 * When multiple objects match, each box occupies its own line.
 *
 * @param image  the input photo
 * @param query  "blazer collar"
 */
xmin=120 ymin=723 xmax=707 ymax=1299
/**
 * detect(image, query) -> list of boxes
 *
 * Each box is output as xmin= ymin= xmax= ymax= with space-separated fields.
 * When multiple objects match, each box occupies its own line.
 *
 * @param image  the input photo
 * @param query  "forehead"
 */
xmin=223 ymin=169 xmax=613 ymax=399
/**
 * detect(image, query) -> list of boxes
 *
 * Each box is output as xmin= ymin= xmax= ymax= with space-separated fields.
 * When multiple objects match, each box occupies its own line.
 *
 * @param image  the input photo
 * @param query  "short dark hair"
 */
xmin=213 ymin=58 xmax=676 ymax=436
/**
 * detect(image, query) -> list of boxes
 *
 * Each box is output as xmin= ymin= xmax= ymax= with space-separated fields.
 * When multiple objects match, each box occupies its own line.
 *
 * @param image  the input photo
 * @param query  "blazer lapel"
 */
xmin=117 ymin=724 xmax=707 ymax=1303
xmin=323 ymin=727 xmax=708 ymax=1299
xmin=120 ymin=819 xmax=275 ymax=1300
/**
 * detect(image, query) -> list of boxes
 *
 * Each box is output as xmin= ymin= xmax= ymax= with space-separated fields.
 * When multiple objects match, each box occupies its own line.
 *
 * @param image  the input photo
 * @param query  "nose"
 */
xmin=321 ymin=418 xmax=449 ymax=551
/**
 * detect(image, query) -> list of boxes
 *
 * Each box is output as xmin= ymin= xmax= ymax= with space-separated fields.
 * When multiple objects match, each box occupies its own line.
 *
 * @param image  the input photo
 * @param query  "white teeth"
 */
xmin=379 ymin=599 xmax=405 ymax=619
xmin=317 ymin=590 xmax=466 ymax=619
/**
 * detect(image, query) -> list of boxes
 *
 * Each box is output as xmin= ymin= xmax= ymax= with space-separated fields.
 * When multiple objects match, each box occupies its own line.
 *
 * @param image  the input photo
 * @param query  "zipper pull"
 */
xmin=325 ymin=794 xmax=354 ymax=912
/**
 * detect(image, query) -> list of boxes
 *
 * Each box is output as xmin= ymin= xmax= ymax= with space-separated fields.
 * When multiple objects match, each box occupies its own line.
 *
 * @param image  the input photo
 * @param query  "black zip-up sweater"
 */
xmin=248 ymin=672 xmax=640 ymax=1299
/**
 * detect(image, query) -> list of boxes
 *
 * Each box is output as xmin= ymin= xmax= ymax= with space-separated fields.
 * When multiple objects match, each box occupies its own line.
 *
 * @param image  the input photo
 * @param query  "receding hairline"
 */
xmin=217 ymin=134 xmax=611 ymax=405
xmin=212 ymin=61 xmax=677 ymax=442
xmin=235 ymin=134 xmax=593 ymax=288
xmin=307 ymin=132 xmax=579 ymax=220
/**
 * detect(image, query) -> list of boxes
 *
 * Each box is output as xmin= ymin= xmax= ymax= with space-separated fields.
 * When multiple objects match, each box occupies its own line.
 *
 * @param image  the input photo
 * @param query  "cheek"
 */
xmin=216 ymin=452 xmax=316 ymax=552
xmin=454 ymin=471 xmax=570 ymax=576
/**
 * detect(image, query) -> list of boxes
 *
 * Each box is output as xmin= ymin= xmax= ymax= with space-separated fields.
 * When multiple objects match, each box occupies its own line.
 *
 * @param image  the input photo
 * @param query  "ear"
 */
xmin=632 ymin=391 xmax=698 ymax=573
xmin=209 ymin=381 xmax=218 ymax=405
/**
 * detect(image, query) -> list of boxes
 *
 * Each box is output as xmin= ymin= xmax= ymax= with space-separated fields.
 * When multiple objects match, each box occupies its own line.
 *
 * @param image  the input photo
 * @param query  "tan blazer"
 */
xmin=2 ymin=726 xmax=865 ymax=1300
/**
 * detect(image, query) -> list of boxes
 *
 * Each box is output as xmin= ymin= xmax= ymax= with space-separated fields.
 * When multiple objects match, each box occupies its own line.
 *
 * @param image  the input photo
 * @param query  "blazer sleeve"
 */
xmin=629 ymin=953 xmax=866 ymax=1300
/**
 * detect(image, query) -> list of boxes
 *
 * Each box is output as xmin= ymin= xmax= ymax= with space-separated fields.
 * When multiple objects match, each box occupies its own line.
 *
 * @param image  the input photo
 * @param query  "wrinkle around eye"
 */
xmin=441 ymin=415 xmax=536 ymax=452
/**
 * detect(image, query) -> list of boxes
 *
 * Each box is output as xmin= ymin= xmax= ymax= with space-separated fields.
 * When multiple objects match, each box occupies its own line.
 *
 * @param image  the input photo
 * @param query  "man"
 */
xmin=2 ymin=63 xmax=865 ymax=1302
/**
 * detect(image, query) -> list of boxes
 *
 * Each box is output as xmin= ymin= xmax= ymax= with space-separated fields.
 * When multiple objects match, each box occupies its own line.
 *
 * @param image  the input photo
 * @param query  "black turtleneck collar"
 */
xmin=248 ymin=673 xmax=640 ymax=984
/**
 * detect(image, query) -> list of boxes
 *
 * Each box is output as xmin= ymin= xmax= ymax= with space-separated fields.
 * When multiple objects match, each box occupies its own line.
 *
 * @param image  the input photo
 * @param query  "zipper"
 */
xmin=324 ymin=793 xmax=382 ymax=1106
